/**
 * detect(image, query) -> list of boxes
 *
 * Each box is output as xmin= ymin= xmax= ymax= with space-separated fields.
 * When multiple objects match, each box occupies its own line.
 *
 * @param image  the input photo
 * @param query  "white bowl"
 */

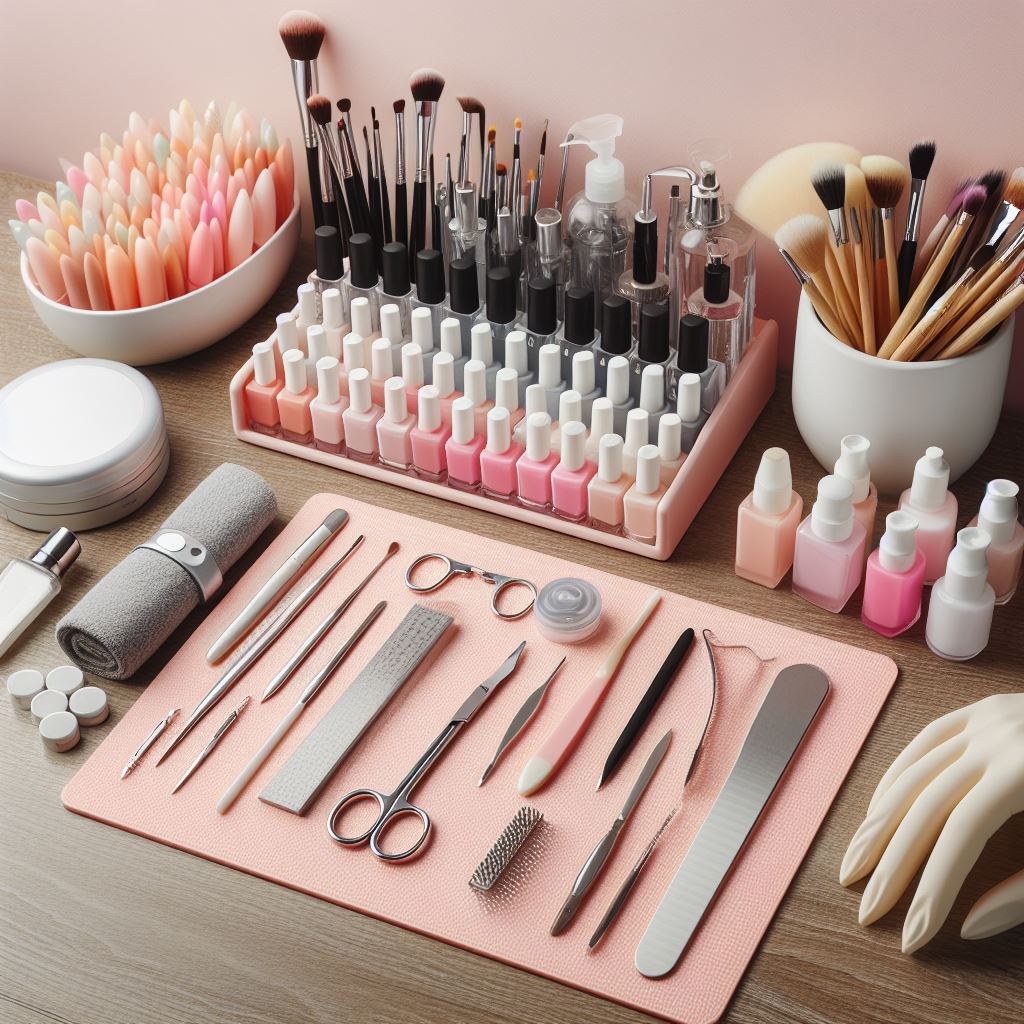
xmin=792 ymin=290 xmax=1014 ymax=495
xmin=20 ymin=193 xmax=300 ymax=366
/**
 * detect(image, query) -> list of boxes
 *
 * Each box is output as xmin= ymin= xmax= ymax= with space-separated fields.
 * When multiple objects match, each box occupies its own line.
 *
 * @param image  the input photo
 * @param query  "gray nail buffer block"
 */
xmin=55 ymin=463 xmax=278 ymax=681
xmin=260 ymin=603 xmax=455 ymax=815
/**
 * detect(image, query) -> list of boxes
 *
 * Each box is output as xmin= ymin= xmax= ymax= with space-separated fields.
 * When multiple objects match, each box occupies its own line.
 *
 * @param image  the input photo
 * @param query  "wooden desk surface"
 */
xmin=1 ymin=170 xmax=1021 ymax=1024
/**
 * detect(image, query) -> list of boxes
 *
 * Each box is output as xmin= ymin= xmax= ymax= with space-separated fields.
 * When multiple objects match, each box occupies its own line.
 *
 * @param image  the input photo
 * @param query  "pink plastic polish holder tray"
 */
xmin=228 ymin=318 xmax=778 ymax=560
xmin=64 ymin=494 xmax=897 ymax=1024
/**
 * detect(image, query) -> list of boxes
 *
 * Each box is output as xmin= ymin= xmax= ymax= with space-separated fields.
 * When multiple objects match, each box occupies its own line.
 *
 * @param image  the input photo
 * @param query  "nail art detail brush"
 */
xmin=597 ymin=627 xmax=694 ymax=790
xmin=373 ymin=113 xmax=392 ymax=244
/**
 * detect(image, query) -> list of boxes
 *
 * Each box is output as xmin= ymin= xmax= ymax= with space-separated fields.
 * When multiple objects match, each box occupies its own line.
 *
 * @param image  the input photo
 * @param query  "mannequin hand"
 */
xmin=840 ymin=693 xmax=1024 ymax=953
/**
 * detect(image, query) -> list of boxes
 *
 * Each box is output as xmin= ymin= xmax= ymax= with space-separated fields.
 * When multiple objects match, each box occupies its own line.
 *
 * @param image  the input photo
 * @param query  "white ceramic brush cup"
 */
xmin=791 ymin=291 xmax=1013 ymax=494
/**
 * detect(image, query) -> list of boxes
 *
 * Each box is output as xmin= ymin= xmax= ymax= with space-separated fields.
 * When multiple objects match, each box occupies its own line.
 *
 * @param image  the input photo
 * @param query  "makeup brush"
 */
xmin=774 ymin=215 xmax=851 ymax=345
xmin=364 ymin=124 xmax=384 ymax=264
xmin=811 ymin=161 xmax=860 ymax=331
xmin=963 ymin=168 xmax=1024 ymax=268
xmin=445 ymin=151 xmax=454 ymax=223
xmin=456 ymin=96 xmax=484 ymax=185
xmin=935 ymin=271 xmax=1024 ymax=360
xmin=373 ymin=111 xmax=391 ymax=244
xmin=337 ymin=120 xmax=368 ymax=236
xmin=861 ymin=155 xmax=908 ymax=329
xmin=277 ymin=10 xmax=327 ymax=228
xmin=844 ymin=163 xmax=873 ymax=351
xmin=947 ymin=169 xmax=1005 ymax=284
xmin=409 ymin=68 xmax=445 ymax=259
xmin=483 ymin=126 xmax=496 ymax=227
xmin=535 ymin=119 xmax=548 ymax=206
xmin=527 ymin=169 xmax=539 ymax=240
xmin=555 ymin=131 xmax=574 ymax=213
xmin=511 ymin=118 xmax=523 ymax=238
xmin=336 ymin=98 xmax=361 ymax=179
xmin=896 ymin=141 xmax=936 ymax=307
xmin=916 ymin=178 xmax=973 ymax=280
xmin=393 ymin=100 xmax=408 ymax=248
xmin=305 ymin=95 xmax=351 ymax=251
xmin=880 ymin=184 xmax=986 ymax=359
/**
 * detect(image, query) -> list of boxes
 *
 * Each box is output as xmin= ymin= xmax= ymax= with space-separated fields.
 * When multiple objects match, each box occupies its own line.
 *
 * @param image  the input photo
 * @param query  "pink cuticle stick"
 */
xmin=517 ymin=590 xmax=662 ymax=796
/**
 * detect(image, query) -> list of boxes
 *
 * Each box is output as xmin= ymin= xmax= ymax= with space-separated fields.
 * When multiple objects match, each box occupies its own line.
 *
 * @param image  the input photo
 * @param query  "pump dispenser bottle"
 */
xmin=968 ymin=479 xmax=1023 ymax=604
xmin=595 ymin=294 xmax=633 ymax=390
xmin=862 ymin=511 xmax=927 ymax=637
xmin=926 ymin=528 xmax=995 ymax=660
xmin=792 ymin=474 xmax=868 ymax=612
xmin=561 ymin=115 xmax=639 ymax=309
xmin=735 ymin=447 xmax=803 ymax=588
xmin=899 ymin=446 xmax=958 ymax=584
xmin=834 ymin=434 xmax=879 ymax=548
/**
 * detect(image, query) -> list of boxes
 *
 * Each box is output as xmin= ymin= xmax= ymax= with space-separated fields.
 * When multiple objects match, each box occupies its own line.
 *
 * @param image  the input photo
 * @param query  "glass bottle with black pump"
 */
xmin=376 ymin=242 xmax=414 ymax=336
xmin=628 ymin=302 xmax=672 ymax=402
xmin=309 ymin=225 xmax=345 ymax=319
xmin=688 ymin=250 xmax=743 ymax=379
xmin=474 ymin=267 xmax=520 ymax=365
xmin=442 ymin=256 xmax=482 ymax=358
xmin=556 ymin=285 xmax=601 ymax=380
xmin=515 ymin=277 xmax=561 ymax=375
xmin=594 ymin=294 xmax=633 ymax=391
xmin=341 ymin=232 xmax=381 ymax=330
xmin=669 ymin=312 xmax=725 ymax=415
xmin=411 ymin=248 xmax=446 ymax=346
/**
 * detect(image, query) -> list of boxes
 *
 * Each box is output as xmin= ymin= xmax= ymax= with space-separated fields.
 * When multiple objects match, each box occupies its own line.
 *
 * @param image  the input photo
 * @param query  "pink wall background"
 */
xmin=1 ymin=0 xmax=1021 ymax=411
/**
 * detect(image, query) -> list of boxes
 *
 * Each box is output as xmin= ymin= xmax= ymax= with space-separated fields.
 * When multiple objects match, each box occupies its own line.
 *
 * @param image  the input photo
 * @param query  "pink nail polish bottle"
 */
xmin=341 ymin=367 xmax=382 ymax=462
xmin=658 ymin=414 xmax=685 ymax=485
xmin=432 ymin=351 xmax=459 ymax=426
xmin=480 ymin=406 xmax=524 ymax=501
xmin=899 ymin=446 xmax=958 ymax=584
xmin=410 ymin=385 xmax=451 ymax=480
xmin=735 ymin=447 xmax=803 ymax=589
xmin=470 ymin=322 xmax=500 ymax=399
xmin=588 ymin=434 xmax=633 ymax=531
xmin=340 ymin=331 xmax=368 ymax=397
xmin=925 ymin=528 xmax=996 ymax=661
xmin=512 ymin=383 xmax=547 ymax=448
xmin=792 ymin=474 xmax=868 ymax=613
xmin=440 ymin=316 xmax=469 ymax=391
xmin=623 ymin=408 xmax=650 ymax=476
xmin=309 ymin=356 xmax=347 ymax=453
xmin=516 ymin=412 xmax=559 ymax=509
xmin=321 ymin=286 xmax=347 ymax=358
xmin=494 ymin=368 xmax=525 ymax=430
xmin=400 ymin=342 xmax=424 ymax=417
xmin=276 ymin=349 xmax=315 ymax=444
xmin=445 ymin=396 xmax=486 ymax=490
xmin=463 ymin=359 xmax=494 ymax=436
xmin=376 ymin=377 xmax=416 ymax=470
xmin=551 ymin=421 xmax=598 ymax=521
xmin=834 ymin=434 xmax=878 ymax=550
xmin=968 ymin=479 xmax=1023 ymax=605
xmin=370 ymin=336 xmax=394 ymax=407
xmin=245 ymin=341 xmax=283 ymax=434
xmin=623 ymin=445 xmax=666 ymax=543
xmin=861 ymin=511 xmax=927 ymax=637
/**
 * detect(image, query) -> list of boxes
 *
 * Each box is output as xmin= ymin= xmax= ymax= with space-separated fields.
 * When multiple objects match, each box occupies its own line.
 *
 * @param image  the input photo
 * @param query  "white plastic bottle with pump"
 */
xmin=561 ymin=115 xmax=639 ymax=312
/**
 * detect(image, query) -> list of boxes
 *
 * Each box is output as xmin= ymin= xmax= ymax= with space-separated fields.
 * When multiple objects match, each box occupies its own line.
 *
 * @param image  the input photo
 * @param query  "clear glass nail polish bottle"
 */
xmin=377 ymin=242 xmax=413 ymax=335
xmin=342 ymin=368 xmax=382 ymax=462
xmin=676 ymin=372 xmax=708 ymax=452
xmin=470 ymin=323 xmax=501 ymax=400
xmin=309 ymin=225 xmax=344 ymax=315
xmin=0 ymin=529 xmax=80 ymax=658
xmin=926 ymin=528 xmax=996 ymax=660
xmin=538 ymin=343 xmax=567 ymax=421
xmin=657 ymin=413 xmax=685 ymax=485
xmin=588 ymin=433 xmax=632 ymax=531
xmin=586 ymin=397 xmax=615 ymax=463
xmin=735 ymin=447 xmax=803 ymax=589
xmin=558 ymin=285 xmax=600 ymax=381
xmin=623 ymin=445 xmax=666 ymax=543
xmin=670 ymin=313 xmax=724 ymax=416
xmin=834 ymin=434 xmax=878 ymax=550
xmin=792 ymin=475 xmax=868 ymax=612
xmin=476 ymin=267 xmax=520 ymax=365
xmin=494 ymin=368 xmax=524 ymax=430
xmin=898 ymin=446 xmax=958 ymax=584
xmin=629 ymin=302 xmax=672 ymax=402
xmin=571 ymin=350 xmax=602 ymax=425
xmin=480 ymin=406 xmax=524 ymax=501
xmin=411 ymin=248 xmax=446 ymax=346
xmin=968 ymin=479 xmax=1023 ymax=604
xmin=862 ymin=511 xmax=926 ymax=637
xmin=595 ymin=294 xmax=634 ymax=391
xmin=503 ymin=330 xmax=536 ymax=407
xmin=277 ymin=349 xmax=315 ymax=444
xmin=445 ymin=396 xmax=486 ymax=490
xmin=638 ymin=363 xmax=669 ymax=443
xmin=605 ymin=354 xmax=635 ymax=436
xmin=376 ymin=377 xmax=416 ymax=470
xmin=245 ymin=341 xmax=283 ymax=434
xmin=516 ymin=412 xmax=559 ymax=509
xmin=442 ymin=256 xmax=482 ymax=358
xmin=517 ymin=277 xmax=561 ymax=374
xmin=410 ymin=385 xmax=451 ymax=480
xmin=309 ymin=356 xmax=347 ymax=453
xmin=551 ymin=421 xmax=598 ymax=522
xmin=341 ymin=232 xmax=381 ymax=330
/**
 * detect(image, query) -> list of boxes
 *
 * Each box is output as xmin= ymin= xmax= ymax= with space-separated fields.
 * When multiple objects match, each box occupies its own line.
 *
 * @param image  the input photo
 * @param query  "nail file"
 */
xmin=634 ymin=663 xmax=829 ymax=978
xmin=259 ymin=603 xmax=455 ymax=815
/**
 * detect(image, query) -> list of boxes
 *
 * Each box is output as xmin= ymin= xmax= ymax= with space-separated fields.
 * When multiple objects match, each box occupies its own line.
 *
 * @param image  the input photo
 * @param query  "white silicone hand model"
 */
xmin=840 ymin=693 xmax=1024 ymax=953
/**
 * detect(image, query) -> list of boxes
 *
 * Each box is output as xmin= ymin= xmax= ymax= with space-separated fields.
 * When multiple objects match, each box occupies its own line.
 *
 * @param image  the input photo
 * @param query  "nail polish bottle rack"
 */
xmin=229 ymin=316 xmax=777 ymax=560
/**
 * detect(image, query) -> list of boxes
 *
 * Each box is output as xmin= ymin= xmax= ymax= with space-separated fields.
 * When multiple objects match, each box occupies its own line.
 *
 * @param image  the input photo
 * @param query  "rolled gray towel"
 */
xmin=56 ymin=463 xmax=278 ymax=680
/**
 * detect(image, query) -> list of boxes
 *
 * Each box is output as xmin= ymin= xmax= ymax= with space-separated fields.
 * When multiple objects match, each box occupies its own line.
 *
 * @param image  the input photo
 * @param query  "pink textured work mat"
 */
xmin=64 ymin=493 xmax=897 ymax=1024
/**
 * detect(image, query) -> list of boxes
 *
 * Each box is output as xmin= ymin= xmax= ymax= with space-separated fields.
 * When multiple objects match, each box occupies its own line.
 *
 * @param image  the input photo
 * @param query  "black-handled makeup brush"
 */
xmin=306 ymin=95 xmax=352 ymax=258
xmin=410 ymin=68 xmax=445 ymax=262
xmin=596 ymin=627 xmax=695 ymax=789
xmin=277 ymin=10 xmax=327 ymax=229
xmin=896 ymin=140 xmax=936 ymax=308
xmin=393 ymin=100 xmax=408 ymax=250
xmin=337 ymin=98 xmax=373 ymax=234
xmin=337 ymin=120 xmax=369 ymax=237
xmin=373 ymin=112 xmax=392 ymax=244
xmin=363 ymin=124 xmax=383 ymax=266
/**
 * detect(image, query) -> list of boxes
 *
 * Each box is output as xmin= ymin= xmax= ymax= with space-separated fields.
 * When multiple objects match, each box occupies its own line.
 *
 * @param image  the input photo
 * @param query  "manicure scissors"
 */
xmin=404 ymin=553 xmax=537 ymax=619
xmin=327 ymin=642 xmax=526 ymax=861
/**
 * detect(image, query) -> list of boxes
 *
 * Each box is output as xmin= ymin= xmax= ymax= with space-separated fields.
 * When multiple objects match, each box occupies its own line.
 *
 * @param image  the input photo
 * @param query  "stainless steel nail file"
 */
xmin=259 ymin=603 xmax=455 ymax=815
xmin=634 ymin=664 xmax=829 ymax=978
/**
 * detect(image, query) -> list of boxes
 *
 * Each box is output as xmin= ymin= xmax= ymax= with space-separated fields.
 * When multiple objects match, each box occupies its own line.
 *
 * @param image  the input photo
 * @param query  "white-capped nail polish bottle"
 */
xmin=310 ymin=356 xmax=347 ymax=453
xmin=409 ymin=305 xmax=436 ymax=384
xmin=657 ymin=414 xmax=685 ymax=485
xmin=623 ymin=407 xmax=650 ymax=476
xmin=504 ymin=330 xmax=536 ymax=406
xmin=538 ymin=342 xmax=567 ymax=421
xmin=967 ymin=479 xmax=1023 ymax=605
xmin=585 ymin=397 xmax=615 ymax=463
xmin=470 ymin=322 xmax=500 ymax=400
xmin=926 ymin=527 xmax=995 ymax=661
xmin=571 ymin=350 xmax=602 ymax=425
xmin=440 ymin=316 xmax=469 ymax=391
xmin=605 ymin=354 xmax=636 ymax=436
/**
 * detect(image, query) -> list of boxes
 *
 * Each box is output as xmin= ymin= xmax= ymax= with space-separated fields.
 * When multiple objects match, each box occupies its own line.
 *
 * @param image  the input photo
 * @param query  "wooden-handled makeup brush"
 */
xmin=944 ymin=169 xmax=1005 ymax=287
xmin=880 ymin=184 xmax=986 ymax=359
xmin=409 ymin=68 xmax=445 ymax=260
xmin=848 ymin=207 xmax=875 ymax=354
xmin=277 ymin=10 xmax=327 ymax=229
xmin=935 ymin=272 xmax=1024 ymax=360
xmin=811 ymin=162 xmax=861 ymax=334
xmin=896 ymin=141 xmax=936 ymax=308
xmin=393 ymin=100 xmax=408 ymax=250
xmin=861 ymin=155 xmax=908 ymax=330
xmin=961 ymin=168 xmax=1024 ymax=270
xmin=915 ymin=178 xmax=972 ymax=283
xmin=774 ymin=215 xmax=851 ymax=345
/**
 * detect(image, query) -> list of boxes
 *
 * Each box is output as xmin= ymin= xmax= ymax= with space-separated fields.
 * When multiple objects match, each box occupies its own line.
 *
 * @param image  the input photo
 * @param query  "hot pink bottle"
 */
xmin=735 ymin=447 xmax=803 ymax=589
xmin=550 ymin=421 xmax=597 ymax=521
xmin=791 ymin=474 xmax=867 ymax=612
xmin=410 ymin=385 xmax=451 ymax=479
xmin=445 ymin=396 xmax=486 ymax=489
xmin=861 ymin=510 xmax=927 ymax=637
xmin=480 ymin=406 xmax=523 ymax=500
xmin=516 ymin=412 xmax=559 ymax=509
xmin=898 ymin=446 xmax=957 ymax=584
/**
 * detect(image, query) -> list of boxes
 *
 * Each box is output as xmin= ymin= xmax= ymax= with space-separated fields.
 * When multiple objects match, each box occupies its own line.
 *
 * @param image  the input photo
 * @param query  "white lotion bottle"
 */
xmin=926 ymin=528 xmax=995 ymax=661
